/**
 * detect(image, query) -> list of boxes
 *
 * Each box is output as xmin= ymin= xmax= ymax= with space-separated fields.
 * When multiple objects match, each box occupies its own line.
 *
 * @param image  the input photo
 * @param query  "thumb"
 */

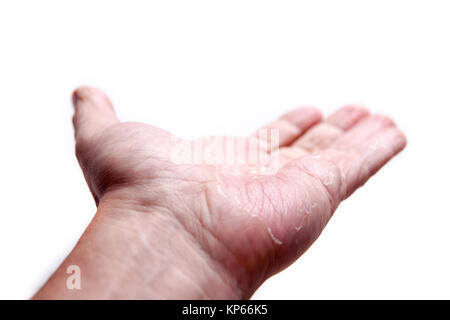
xmin=72 ymin=86 xmax=119 ymax=142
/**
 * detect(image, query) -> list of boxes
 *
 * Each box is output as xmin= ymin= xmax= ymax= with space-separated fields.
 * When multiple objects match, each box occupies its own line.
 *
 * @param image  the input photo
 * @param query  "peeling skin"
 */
xmin=304 ymin=190 xmax=313 ymax=215
xmin=294 ymin=225 xmax=303 ymax=232
xmin=267 ymin=227 xmax=283 ymax=245
xmin=215 ymin=173 xmax=261 ymax=219
xmin=216 ymin=177 xmax=246 ymax=209
xmin=324 ymin=171 xmax=335 ymax=186
xmin=217 ymin=183 xmax=227 ymax=198
xmin=305 ymin=204 xmax=312 ymax=215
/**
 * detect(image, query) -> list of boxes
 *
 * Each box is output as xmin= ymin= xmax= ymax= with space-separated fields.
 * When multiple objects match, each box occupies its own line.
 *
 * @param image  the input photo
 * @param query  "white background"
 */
xmin=0 ymin=0 xmax=449 ymax=299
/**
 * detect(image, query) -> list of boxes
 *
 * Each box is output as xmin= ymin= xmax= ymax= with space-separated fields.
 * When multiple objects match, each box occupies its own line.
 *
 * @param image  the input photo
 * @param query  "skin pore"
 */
xmin=33 ymin=87 xmax=406 ymax=299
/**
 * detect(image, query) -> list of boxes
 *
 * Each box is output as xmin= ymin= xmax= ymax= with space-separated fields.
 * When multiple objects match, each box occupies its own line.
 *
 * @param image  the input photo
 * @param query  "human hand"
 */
xmin=34 ymin=87 xmax=406 ymax=299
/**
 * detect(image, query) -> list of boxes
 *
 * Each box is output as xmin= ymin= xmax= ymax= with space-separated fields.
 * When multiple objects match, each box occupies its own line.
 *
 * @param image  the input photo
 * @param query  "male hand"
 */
xmin=35 ymin=87 xmax=406 ymax=299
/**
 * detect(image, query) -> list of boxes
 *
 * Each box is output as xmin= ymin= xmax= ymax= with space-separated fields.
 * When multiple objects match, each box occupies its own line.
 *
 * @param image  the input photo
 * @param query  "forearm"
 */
xmin=33 ymin=202 xmax=243 ymax=299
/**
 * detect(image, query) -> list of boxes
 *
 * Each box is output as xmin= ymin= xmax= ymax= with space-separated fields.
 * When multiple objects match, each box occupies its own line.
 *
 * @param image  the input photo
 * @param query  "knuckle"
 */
xmin=74 ymin=135 xmax=92 ymax=159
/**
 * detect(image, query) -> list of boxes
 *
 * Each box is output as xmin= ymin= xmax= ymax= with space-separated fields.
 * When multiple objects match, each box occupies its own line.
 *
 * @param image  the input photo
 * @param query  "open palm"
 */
xmin=72 ymin=87 xmax=406 ymax=298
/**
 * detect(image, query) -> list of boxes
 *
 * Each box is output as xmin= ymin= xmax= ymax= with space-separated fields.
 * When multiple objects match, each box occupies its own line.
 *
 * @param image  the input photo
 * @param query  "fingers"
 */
xmin=72 ymin=87 xmax=119 ymax=142
xmin=326 ymin=105 xmax=370 ymax=130
xmin=292 ymin=105 xmax=369 ymax=151
xmin=325 ymin=114 xmax=407 ymax=199
xmin=258 ymin=107 xmax=322 ymax=148
xmin=280 ymin=114 xmax=406 ymax=211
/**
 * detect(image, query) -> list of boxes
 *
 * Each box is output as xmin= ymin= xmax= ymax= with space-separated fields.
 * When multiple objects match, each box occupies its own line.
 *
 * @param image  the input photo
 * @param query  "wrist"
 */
xmin=96 ymin=199 xmax=245 ymax=299
xmin=34 ymin=198 xmax=244 ymax=299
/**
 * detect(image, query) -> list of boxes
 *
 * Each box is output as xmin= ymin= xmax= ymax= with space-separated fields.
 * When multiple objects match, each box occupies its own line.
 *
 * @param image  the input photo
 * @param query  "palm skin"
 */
xmin=72 ymin=87 xmax=406 ymax=298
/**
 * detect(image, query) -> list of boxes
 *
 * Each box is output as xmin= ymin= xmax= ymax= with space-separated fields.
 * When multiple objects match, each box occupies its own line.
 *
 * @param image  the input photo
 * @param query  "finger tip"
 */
xmin=72 ymin=86 xmax=93 ymax=108
xmin=72 ymin=85 xmax=89 ymax=96
xmin=397 ymin=130 xmax=407 ymax=151
xmin=293 ymin=106 xmax=323 ymax=122
xmin=341 ymin=104 xmax=370 ymax=115
xmin=71 ymin=89 xmax=80 ymax=107
xmin=71 ymin=86 xmax=112 ymax=109
xmin=386 ymin=127 xmax=407 ymax=154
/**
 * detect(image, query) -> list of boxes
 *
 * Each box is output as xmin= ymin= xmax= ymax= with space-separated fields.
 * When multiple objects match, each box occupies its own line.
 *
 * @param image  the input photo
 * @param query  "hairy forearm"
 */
xmin=33 ymin=202 xmax=243 ymax=299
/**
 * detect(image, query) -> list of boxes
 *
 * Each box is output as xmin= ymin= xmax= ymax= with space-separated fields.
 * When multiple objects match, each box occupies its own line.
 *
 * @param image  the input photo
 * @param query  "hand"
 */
xmin=34 ymin=87 xmax=406 ymax=299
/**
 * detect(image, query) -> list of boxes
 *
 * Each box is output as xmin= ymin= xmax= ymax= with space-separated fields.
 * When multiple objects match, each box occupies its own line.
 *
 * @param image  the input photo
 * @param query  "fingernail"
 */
xmin=72 ymin=90 xmax=80 ymax=107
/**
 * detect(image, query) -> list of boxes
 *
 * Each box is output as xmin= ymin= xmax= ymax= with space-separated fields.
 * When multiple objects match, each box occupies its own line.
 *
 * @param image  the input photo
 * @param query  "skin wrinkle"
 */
xmin=329 ymin=126 xmax=396 ymax=198
xmin=359 ymin=141 xmax=394 ymax=183
xmin=125 ymin=225 xmax=170 ymax=296
xmin=227 ymin=176 xmax=290 ymax=277
xmin=105 ymin=197 xmax=242 ymax=299
xmin=102 ymin=174 xmax=212 ymax=209
xmin=288 ymin=161 xmax=339 ymax=213
xmin=83 ymin=215 xmax=165 ymax=298
xmin=233 ymin=179 xmax=260 ymax=215
xmin=242 ymin=181 xmax=255 ymax=214
xmin=270 ymin=175 xmax=289 ymax=217
xmin=268 ymin=121 xmax=301 ymax=147
xmin=343 ymin=117 xmax=393 ymax=147
xmin=170 ymin=265 xmax=210 ymax=299
xmin=206 ymin=178 xmax=275 ymax=291
xmin=259 ymin=180 xmax=284 ymax=248
xmin=324 ymin=147 xmax=356 ymax=192
xmin=187 ymin=184 xmax=249 ymax=297
xmin=171 ymin=225 xmax=236 ymax=299
xmin=294 ymin=108 xmax=370 ymax=152
xmin=275 ymin=171 xmax=310 ymax=229
xmin=294 ymin=142 xmax=315 ymax=153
